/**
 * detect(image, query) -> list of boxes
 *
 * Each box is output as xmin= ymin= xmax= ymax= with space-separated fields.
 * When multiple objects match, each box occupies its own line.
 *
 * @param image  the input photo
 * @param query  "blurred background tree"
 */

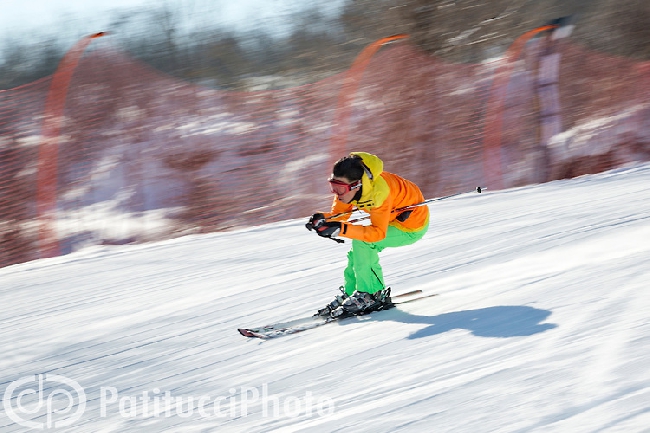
xmin=1 ymin=0 xmax=648 ymax=90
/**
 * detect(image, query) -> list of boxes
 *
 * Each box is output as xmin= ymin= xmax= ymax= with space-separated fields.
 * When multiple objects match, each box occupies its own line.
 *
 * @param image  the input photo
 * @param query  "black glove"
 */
xmin=305 ymin=213 xmax=325 ymax=231
xmin=316 ymin=221 xmax=342 ymax=239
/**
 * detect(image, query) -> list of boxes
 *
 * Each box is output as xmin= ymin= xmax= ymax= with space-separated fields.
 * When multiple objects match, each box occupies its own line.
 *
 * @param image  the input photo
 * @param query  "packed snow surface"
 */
xmin=1 ymin=163 xmax=650 ymax=432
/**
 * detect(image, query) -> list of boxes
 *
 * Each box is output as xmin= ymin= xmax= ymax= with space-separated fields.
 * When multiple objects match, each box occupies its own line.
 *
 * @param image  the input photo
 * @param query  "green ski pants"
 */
xmin=343 ymin=222 xmax=429 ymax=296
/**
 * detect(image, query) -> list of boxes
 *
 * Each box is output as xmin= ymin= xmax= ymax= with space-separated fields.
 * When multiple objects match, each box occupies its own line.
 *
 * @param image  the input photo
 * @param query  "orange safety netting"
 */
xmin=0 ymin=33 xmax=649 ymax=268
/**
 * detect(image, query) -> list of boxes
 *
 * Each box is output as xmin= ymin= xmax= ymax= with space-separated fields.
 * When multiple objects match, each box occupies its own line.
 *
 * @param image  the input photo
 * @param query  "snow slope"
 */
xmin=1 ymin=163 xmax=650 ymax=432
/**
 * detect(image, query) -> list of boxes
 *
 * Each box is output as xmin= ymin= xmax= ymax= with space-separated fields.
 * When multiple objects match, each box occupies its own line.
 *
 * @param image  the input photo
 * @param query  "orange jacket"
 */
xmin=324 ymin=152 xmax=429 ymax=243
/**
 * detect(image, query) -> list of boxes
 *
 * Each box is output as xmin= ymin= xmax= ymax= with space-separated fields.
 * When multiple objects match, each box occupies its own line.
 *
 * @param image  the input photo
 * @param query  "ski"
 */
xmin=238 ymin=290 xmax=437 ymax=339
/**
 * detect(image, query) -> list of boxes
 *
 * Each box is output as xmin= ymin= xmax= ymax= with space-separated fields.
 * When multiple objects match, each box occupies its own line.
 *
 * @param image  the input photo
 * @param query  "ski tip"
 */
xmin=238 ymin=328 xmax=254 ymax=337
xmin=238 ymin=328 xmax=270 ymax=339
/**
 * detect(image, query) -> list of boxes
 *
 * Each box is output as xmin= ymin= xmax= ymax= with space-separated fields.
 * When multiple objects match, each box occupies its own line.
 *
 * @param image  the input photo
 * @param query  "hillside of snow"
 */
xmin=1 ymin=163 xmax=650 ymax=432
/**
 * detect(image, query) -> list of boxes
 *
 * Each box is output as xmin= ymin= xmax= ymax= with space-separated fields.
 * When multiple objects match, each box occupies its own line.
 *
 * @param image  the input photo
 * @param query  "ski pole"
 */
xmin=393 ymin=186 xmax=484 ymax=213
xmin=328 ymin=186 xmax=485 ymax=223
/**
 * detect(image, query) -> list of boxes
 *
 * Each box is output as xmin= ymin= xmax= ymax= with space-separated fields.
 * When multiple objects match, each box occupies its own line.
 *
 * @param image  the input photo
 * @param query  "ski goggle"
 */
xmin=328 ymin=178 xmax=361 ymax=195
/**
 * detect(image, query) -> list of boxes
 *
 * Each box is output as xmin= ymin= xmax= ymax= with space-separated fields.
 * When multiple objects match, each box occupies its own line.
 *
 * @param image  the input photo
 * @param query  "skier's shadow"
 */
xmin=360 ymin=305 xmax=557 ymax=339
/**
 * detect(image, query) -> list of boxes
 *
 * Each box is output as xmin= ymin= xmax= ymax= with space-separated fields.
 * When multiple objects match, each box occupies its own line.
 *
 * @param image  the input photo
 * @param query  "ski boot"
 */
xmin=332 ymin=287 xmax=393 ymax=317
xmin=315 ymin=287 xmax=348 ymax=317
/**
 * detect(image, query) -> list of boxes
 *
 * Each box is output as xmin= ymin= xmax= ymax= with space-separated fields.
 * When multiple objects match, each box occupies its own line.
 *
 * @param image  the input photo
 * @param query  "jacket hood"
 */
xmin=350 ymin=151 xmax=383 ymax=179
xmin=349 ymin=151 xmax=389 ymax=209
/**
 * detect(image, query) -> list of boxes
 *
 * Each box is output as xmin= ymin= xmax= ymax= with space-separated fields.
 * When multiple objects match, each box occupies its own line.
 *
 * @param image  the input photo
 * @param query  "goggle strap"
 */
xmin=361 ymin=163 xmax=374 ymax=181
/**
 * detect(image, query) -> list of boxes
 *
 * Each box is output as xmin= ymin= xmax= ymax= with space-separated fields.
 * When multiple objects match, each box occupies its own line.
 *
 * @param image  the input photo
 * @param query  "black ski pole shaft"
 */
xmin=327 ymin=209 xmax=357 ymax=221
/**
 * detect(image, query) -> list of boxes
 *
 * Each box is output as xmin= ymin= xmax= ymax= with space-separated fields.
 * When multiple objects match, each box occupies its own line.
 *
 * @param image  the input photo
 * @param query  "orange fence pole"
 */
xmin=329 ymin=34 xmax=409 ymax=168
xmin=36 ymin=32 xmax=106 ymax=258
xmin=482 ymin=25 xmax=557 ymax=190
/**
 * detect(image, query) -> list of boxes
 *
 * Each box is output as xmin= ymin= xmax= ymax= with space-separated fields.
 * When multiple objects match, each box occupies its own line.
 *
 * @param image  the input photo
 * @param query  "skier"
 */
xmin=306 ymin=152 xmax=429 ymax=317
